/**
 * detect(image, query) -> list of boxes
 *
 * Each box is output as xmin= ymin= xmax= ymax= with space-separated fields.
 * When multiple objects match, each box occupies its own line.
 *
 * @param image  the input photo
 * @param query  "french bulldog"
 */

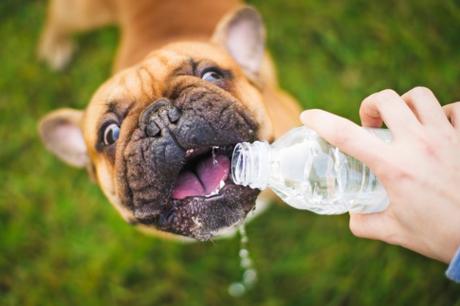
xmin=38 ymin=0 xmax=301 ymax=240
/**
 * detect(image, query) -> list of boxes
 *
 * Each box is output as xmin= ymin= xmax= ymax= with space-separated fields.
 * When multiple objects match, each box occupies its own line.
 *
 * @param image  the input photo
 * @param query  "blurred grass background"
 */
xmin=1 ymin=0 xmax=460 ymax=305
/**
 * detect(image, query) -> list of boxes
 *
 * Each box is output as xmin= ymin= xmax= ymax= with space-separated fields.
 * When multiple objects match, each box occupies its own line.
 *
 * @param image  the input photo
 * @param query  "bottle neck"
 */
xmin=231 ymin=141 xmax=271 ymax=190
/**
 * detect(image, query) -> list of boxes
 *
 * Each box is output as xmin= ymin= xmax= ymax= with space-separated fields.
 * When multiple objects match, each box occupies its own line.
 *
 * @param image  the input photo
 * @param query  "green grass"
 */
xmin=1 ymin=0 xmax=460 ymax=305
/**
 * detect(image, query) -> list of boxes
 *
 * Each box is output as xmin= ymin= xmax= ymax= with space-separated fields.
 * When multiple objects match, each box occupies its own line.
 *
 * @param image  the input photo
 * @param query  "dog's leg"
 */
xmin=38 ymin=0 xmax=116 ymax=70
xmin=38 ymin=19 xmax=76 ymax=71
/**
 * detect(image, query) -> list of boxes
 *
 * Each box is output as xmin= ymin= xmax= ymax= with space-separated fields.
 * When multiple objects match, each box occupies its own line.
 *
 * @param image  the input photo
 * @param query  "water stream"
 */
xmin=227 ymin=225 xmax=257 ymax=297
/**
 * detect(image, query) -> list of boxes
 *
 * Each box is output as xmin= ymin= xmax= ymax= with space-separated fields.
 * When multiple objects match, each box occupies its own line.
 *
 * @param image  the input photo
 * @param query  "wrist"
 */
xmin=447 ymin=240 xmax=460 ymax=263
xmin=432 ymin=203 xmax=460 ymax=263
xmin=433 ymin=226 xmax=460 ymax=264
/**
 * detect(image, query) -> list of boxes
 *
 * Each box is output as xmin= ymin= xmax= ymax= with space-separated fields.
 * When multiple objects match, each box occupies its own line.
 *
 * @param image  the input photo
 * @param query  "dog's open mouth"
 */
xmin=121 ymin=96 xmax=261 ymax=239
xmin=172 ymin=145 xmax=234 ymax=200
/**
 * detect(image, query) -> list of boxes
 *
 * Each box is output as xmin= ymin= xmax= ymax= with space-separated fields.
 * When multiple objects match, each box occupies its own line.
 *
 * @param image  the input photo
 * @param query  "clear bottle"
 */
xmin=231 ymin=126 xmax=392 ymax=214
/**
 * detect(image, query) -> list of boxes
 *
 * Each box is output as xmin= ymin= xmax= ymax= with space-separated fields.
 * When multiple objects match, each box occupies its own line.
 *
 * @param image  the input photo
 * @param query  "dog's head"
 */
xmin=39 ymin=7 xmax=274 ymax=240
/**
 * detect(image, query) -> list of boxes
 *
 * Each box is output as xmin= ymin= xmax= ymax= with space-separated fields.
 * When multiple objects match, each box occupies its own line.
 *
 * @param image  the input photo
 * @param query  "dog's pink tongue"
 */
xmin=197 ymin=154 xmax=230 ymax=193
xmin=171 ymin=171 xmax=205 ymax=200
xmin=172 ymin=154 xmax=230 ymax=200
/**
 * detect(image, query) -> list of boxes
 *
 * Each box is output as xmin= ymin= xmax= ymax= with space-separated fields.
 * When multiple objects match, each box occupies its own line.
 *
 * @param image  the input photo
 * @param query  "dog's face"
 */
xmin=39 ymin=7 xmax=274 ymax=240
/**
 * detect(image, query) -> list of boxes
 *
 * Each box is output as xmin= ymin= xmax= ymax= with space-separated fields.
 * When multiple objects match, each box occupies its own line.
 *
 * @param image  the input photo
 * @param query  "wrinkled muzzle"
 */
xmin=117 ymin=88 xmax=260 ymax=240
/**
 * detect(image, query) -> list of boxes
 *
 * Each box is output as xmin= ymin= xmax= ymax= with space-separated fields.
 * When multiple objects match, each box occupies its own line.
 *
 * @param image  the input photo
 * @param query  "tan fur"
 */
xmin=39 ymin=0 xmax=302 ymax=240
xmin=40 ymin=0 xmax=300 ymax=135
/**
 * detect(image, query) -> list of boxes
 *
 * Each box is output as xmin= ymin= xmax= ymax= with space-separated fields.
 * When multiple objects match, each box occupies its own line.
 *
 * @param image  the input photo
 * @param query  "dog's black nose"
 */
xmin=140 ymin=98 xmax=181 ymax=137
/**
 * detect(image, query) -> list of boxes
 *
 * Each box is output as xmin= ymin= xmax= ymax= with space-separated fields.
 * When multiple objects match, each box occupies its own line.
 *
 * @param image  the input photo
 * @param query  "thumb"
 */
xmin=349 ymin=212 xmax=400 ymax=245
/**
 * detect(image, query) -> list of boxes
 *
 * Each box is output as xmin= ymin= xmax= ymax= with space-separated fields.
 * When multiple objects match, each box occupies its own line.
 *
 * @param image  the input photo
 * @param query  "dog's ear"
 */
xmin=38 ymin=108 xmax=88 ymax=168
xmin=212 ymin=6 xmax=266 ymax=79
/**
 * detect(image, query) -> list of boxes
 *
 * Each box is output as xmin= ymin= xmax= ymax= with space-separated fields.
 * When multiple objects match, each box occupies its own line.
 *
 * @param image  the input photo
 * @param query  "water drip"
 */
xmin=228 ymin=225 xmax=257 ymax=297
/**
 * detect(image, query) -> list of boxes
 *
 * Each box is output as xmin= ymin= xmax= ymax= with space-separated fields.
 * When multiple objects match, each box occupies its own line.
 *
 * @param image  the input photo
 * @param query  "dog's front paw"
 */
xmin=38 ymin=29 xmax=76 ymax=71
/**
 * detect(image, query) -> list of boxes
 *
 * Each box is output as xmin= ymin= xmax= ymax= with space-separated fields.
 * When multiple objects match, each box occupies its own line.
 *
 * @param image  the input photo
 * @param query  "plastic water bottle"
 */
xmin=231 ymin=126 xmax=392 ymax=214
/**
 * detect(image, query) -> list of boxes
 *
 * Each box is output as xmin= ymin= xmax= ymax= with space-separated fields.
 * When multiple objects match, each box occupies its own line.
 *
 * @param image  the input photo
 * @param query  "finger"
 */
xmin=359 ymin=110 xmax=383 ymax=128
xmin=360 ymin=89 xmax=421 ymax=137
xmin=359 ymin=100 xmax=384 ymax=128
xmin=443 ymin=102 xmax=460 ymax=131
xmin=401 ymin=87 xmax=451 ymax=129
xmin=349 ymin=212 xmax=400 ymax=245
xmin=300 ymin=109 xmax=388 ymax=168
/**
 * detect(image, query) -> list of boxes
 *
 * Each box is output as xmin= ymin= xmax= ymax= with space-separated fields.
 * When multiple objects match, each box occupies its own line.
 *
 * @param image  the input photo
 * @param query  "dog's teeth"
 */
xmin=211 ymin=146 xmax=220 ymax=166
xmin=206 ymin=180 xmax=226 ymax=197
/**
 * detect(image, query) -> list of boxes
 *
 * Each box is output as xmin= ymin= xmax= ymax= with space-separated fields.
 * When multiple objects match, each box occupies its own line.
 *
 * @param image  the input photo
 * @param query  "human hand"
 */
xmin=300 ymin=87 xmax=460 ymax=263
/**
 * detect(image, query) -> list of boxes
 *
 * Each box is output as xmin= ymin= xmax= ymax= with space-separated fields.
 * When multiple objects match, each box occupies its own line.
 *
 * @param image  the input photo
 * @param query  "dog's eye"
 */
xmin=201 ymin=69 xmax=224 ymax=82
xmin=103 ymin=123 xmax=120 ymax=145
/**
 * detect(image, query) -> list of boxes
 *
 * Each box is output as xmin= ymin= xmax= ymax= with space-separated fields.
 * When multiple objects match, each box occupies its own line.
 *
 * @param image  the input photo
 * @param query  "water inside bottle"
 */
xmin=228 ymin=225 xmax=257 ymax=297
xmin=268 ymin=129 xmax=388 ymax=214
